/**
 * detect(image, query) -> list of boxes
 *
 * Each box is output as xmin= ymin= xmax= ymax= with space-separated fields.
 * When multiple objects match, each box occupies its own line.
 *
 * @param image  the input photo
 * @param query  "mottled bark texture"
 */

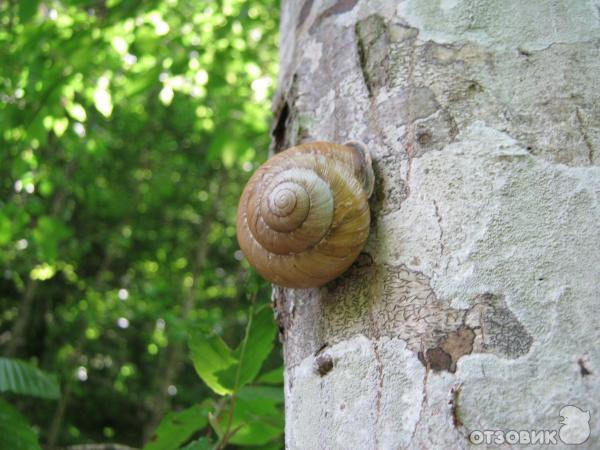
xmin=274 ymin=1 xmax=600 ymax=448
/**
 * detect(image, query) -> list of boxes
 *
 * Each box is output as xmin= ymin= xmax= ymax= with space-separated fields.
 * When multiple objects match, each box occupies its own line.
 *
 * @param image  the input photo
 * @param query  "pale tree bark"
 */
xmin=274 ymin=1 xmax=600 ymax=448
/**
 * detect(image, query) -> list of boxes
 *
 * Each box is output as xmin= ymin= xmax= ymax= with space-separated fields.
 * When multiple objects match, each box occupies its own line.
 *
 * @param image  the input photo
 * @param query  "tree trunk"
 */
xmin=275 ymin=1 xmax=600 ymax=448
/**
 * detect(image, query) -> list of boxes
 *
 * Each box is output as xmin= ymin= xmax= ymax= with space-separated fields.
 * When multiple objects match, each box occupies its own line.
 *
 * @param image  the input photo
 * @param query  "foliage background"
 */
xmin=0 ymin=0 xmax=280 ymax=448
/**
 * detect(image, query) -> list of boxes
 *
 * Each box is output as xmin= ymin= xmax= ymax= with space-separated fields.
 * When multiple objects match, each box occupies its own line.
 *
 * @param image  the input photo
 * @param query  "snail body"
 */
xmin=236 ymin=141 xmax=374 ymax=288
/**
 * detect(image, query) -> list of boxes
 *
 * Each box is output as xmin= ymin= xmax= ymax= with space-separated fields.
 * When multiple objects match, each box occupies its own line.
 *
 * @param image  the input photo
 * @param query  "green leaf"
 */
xmin=179 ymin=437 xmax=213 ymax=450
xmin=189 ymin=306 xmax=276 ymax=396
xmin=249 ymin=443 xmax=284 ymax=450
xmin=211 ymin=386 xmax=283 ymax=446
xmin=217 ymin=305 xmax=277 ymax=390
xmin=189 ymin=331 xmax=238 ymax=395
xmin=0 ymin=397 xmax=42 ymax=450
xmin=0 ymin=357 xmax=60 ymax=399
xmin=144 ymin=403 xmax=210 ymax=450
xmin=257 ymin=366 xmax=284 ymax=385
xmin=237 ymin=386 xmax=283 ymax=403
xmin=229 ymin=399 xmax=283 ymax=445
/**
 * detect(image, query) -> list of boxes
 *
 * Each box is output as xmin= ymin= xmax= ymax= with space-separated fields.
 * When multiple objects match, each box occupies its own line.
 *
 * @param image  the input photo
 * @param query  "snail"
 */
xmin=236 ymin=141 xmax=374 ymax=288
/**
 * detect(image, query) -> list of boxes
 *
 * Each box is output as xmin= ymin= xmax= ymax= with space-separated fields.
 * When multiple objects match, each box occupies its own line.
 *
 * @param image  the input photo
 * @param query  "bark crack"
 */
xmin=372 ymin=338 xmax=384 ymax=449
xmin=404 ymin=38 xmax=418 ymax=187
xmin=575 ymin=107 xmax=595 ymax=164
xmin=433 ymin=199 xmax=445 ymax=265
xmin=368 ymin=265 xmax=385 ymax=449
xmin=355 ymin=27 xmax=373 ymax=98
xmin=272 ymin=286 xmax=295 ymax=342
xmin=311 ymin=0 xmax=360 ymax=33
xmin=354 ymin=15 xmax=389 ymax=98
xmin=271 ymin=101 xmax=290 ymax=155
xmin=410 ymin=366 xmax=429 ymax=444
xmin=297 ymin=0 xmax=314 ymax=29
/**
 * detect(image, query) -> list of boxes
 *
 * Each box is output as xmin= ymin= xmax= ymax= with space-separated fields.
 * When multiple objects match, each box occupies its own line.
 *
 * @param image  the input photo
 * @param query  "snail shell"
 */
xmin=236 ymin=141 xmax=374 ymax=288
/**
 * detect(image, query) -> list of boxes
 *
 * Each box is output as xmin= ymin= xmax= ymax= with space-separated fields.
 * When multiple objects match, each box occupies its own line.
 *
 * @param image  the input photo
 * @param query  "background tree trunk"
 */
xmin=275 ymin=1 xmax=600 ymax=448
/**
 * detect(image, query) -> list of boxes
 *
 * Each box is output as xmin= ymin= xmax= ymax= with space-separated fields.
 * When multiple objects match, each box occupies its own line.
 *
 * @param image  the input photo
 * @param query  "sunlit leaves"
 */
xmin=111 ymin=36 xmax=129 ymax=55
xmin=30 ymin=262 xmax=56 ymax=281
xmin=53 ymin=117 xmax=69 ymax=136
xmin=65 ymin=102 xmax=87 ymax=122
xmin=94 ymin=75 xmax=113 ymax=118
xmin=159 ymin=85 xmax=174 ymax=106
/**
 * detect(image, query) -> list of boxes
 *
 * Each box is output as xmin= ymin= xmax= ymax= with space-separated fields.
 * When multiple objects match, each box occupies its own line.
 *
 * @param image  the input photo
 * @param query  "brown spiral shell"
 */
xmin=236 ymin=141 xmax=374 ymax=288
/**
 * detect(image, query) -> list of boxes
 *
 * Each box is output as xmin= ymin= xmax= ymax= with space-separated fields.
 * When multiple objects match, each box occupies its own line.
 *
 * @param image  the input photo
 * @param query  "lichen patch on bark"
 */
xmin=282 ymin=263 xmax=533 ymax=372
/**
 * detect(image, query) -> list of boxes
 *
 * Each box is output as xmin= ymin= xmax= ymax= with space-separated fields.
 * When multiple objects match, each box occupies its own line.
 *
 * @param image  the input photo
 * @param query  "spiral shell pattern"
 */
xmin=236 ymin=142 xmax=373 ymax=288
